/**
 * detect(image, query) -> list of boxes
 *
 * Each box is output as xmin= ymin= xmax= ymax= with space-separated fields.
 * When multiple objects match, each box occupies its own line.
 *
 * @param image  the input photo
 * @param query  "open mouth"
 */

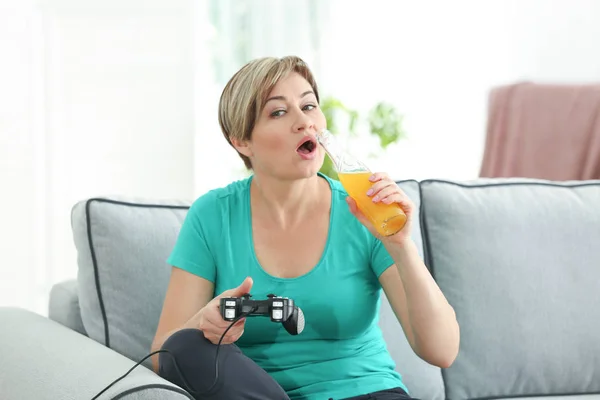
xmin=296 ymin=137 xmax=317 ymax=156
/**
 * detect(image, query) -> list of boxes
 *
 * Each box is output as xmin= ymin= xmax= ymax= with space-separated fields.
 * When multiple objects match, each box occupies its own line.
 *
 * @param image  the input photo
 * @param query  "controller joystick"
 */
xmin=219 ymin=294 xmax=305 ymax=335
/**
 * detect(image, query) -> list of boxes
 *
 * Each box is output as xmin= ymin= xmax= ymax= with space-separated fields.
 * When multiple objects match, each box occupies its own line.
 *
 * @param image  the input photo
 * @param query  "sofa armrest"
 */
xmin=48 ymin=279 xmax=87 ymax=335
xmin=0 ymin=307 xmax=192 ymax=400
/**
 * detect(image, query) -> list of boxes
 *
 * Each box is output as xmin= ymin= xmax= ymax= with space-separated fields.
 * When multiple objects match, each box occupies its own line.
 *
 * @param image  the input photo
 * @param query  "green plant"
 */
xmin=368 ymin=102 xmax=405 ymax=150
xmin=318 ymin=96 xmax=406 ymax=180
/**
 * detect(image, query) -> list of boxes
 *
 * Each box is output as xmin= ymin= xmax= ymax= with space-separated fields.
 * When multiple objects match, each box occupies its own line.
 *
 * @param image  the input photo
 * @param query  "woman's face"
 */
xmin=237 ymin=72 xmax=327 ymax=180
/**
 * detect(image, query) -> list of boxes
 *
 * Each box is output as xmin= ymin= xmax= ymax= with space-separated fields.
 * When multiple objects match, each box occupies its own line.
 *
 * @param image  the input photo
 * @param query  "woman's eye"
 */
xmin=270 ymin=104 xmax=315 ymax=118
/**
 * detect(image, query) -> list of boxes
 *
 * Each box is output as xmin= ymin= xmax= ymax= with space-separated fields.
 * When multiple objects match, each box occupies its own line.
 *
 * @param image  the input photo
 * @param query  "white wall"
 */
xmin=0 ymin=0 xmax=195 ymax=313
xmin=319 ymin=0 xmax=600 ymax=181
xmin=0 ymin=1 xmax=41 ymax=312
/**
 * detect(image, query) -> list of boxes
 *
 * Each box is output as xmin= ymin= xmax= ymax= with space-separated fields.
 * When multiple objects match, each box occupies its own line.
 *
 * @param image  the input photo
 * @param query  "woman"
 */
xmin=151 ymin=56 xmax=460 ymax=400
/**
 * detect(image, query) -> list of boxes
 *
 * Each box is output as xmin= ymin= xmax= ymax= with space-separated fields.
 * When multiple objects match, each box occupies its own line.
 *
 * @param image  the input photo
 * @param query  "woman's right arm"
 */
xmin=150 ymin=266 xmax=214 ymax=373
xmin=150 ymin=267 xmax=253 ymax=374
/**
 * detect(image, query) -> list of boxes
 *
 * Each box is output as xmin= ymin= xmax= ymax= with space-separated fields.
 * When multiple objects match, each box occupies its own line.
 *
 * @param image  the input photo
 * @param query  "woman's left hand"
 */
xmin=346 ymin=172 xmax=415 ymax=245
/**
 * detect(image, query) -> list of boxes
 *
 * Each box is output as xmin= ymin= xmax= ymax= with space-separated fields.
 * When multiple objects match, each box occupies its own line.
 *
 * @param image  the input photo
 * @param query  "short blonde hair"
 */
xmin=218 ymin=56 xmax=320 ymax=169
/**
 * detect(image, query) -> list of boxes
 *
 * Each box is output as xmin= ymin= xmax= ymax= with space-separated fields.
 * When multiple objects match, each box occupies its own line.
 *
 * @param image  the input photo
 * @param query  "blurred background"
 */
xmin=1 ymin=0 xmax=599 ymax=315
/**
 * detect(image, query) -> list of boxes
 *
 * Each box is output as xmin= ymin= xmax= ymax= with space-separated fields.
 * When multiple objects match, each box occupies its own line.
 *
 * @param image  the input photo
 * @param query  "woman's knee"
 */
xmin=157 ymin=329 xmax=289 ymax=400
xmin=157 ymin=329 xmax=215 ymax=380
xmin=161 ymin=328 xmax=210 ymax=354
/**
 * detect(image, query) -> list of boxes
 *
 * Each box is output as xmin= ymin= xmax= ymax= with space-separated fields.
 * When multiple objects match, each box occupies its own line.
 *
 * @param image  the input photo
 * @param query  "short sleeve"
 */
xmin=370 ymin=236 xmax=395 ymax=278
xmin=166 ymin=194 xmax=218 ymax=283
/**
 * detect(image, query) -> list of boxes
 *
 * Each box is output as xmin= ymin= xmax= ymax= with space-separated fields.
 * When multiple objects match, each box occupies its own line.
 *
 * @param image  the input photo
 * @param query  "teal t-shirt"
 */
xmin=167 ymin=172 xmax=408 ymax=400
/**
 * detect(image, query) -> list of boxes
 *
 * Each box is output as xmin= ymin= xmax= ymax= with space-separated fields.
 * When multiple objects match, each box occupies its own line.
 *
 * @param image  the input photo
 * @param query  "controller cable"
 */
xmin=90 ymin=308 xmax=256 ymax=400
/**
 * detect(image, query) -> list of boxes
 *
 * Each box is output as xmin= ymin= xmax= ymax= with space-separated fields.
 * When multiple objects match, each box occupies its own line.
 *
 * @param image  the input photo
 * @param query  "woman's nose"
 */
xmin=293 ymin=112 xmax=315 ymax=133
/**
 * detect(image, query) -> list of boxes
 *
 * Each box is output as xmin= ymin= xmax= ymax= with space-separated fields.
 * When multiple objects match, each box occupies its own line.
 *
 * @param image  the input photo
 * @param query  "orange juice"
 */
xmin=338 ymin=171 xmax=407 ymax=237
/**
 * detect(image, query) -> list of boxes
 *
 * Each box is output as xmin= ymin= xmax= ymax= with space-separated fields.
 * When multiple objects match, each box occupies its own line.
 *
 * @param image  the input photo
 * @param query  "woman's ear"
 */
xmin=231 ymin=137 xmax=253 ymax=158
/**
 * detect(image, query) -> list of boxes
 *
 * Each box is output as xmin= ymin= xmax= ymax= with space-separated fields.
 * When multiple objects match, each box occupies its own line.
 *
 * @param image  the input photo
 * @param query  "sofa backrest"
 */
xmin=72 ymin=197 xmax=190 ymax=370
xmin=419 ymin=178 xmax=600 ymax=399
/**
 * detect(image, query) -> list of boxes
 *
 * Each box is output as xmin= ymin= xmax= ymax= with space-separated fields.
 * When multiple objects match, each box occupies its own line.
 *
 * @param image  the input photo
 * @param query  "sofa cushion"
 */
xmin=72 ymin=197 xmax=191 ymax=368
xmin=420 ymin=178 xmax=600 ymax=399
xmin=0 ymin=307 xmax=192 ymax=400
xmin=380 ymin=180 xmax=445 ymax=400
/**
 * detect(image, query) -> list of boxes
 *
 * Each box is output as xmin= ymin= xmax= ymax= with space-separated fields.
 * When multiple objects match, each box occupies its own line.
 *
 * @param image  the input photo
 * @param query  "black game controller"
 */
xmin=220 ymin=293 xmax=305 ymax=335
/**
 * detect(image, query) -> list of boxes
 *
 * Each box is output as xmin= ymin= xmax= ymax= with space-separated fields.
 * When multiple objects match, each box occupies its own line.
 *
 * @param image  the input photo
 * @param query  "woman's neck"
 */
xmin=250 ymin=173 xmax=327 ymax=230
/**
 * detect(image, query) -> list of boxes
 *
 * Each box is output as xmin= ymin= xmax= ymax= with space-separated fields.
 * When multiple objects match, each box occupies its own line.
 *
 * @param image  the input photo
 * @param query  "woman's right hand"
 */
xmin=193 ymin=276 xmax=254 ymax=345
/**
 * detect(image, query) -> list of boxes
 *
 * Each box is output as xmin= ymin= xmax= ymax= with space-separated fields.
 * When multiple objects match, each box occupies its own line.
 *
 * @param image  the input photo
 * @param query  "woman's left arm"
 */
xmin=379 ymin=239 xmax=460 ymax=368
xmin=346 ymin=172 xmax=460 ymax=368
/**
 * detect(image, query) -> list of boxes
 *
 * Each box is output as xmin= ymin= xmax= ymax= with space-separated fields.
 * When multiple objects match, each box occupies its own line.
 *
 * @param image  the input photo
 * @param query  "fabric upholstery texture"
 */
xmin=420 ymin=179 xmax=600 ymax=399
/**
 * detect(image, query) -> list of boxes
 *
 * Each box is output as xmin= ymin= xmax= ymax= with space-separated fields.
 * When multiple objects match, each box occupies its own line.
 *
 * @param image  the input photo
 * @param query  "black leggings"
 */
xmin=158 ymin=328 xmax=415 ymax=400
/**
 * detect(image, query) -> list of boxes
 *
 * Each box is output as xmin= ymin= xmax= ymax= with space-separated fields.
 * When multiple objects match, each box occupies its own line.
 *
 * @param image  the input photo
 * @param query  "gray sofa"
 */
xmin=1 ymin=178 xmax=600 ymax=400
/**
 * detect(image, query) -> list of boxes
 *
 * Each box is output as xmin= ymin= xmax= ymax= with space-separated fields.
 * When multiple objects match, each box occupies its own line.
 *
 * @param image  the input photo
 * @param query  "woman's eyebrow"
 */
xmin=265 ymin=90 xmax=314 ymax=104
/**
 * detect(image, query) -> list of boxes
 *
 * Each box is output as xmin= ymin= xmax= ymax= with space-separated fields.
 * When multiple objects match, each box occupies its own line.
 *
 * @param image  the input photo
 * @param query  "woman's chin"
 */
xmin=298 ymin=157 xmax=324 ymax=174
xmin=282 ymin=163 xmax=323 ymax=181
xmin=257 ymin=155 xmax=324 ymax=181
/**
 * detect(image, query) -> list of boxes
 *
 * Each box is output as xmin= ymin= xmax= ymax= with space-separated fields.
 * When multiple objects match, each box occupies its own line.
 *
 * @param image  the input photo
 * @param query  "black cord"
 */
xmin=90 ymin=310 xmax=253 ymax=400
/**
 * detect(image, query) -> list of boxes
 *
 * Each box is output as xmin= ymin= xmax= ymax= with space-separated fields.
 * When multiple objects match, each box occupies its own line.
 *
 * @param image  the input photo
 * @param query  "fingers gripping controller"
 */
xmin=220 ymin=293 xmax=305 ymax=335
